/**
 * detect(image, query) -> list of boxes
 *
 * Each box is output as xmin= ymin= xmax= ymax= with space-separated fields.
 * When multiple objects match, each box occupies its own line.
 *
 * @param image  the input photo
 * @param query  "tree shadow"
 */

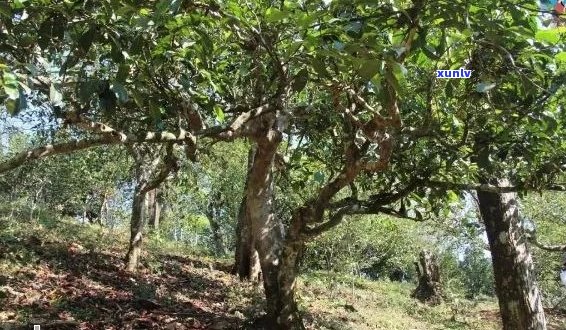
xmin=0 ymin=233 xmax=247 ymax=329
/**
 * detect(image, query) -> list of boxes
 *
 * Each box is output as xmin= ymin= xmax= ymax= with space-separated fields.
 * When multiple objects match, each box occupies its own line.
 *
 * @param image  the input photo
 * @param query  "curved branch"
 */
xmin=528 ymin=236 xmax=566 ymax=252
xmin=0 ymin=137 xmax=115 ymax=174
xmin=0 ymin=130 xmax=195 ymax=175
xmin=305 ymin=201 xmax=422 ymax=238
xmin=0 ymin=101 xmax=273 ymax=175
xmin=199 ymin=103 xmax=273 ymax=141
xmin=140 ymin=144 xmax=179 ymax=195
xmin=304 ymin=203 xmax=361 ymax=237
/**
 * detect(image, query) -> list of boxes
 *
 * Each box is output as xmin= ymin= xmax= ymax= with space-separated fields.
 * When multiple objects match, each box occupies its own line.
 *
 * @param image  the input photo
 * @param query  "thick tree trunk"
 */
xmin=411 ymin=250 xmax=442 ymax=305
xmin=247 ymin=137 xmax=283 ymax=321
xmin=475 ymin=135 xmax=547 ymax=330
xmin=234 ymin=147 xmax=261 ymax=281
xmin=245 ymin=132 xmax=304 ymax=329
xmin=478 ymin=182 xmax=547 ymax=330
xmin=235 ymin=194 xmax=259 ymax=280
xmin=276 ymin=212 xmax=306 ymax=329
xmin=125 ymin=186 xmax=146 ymax=272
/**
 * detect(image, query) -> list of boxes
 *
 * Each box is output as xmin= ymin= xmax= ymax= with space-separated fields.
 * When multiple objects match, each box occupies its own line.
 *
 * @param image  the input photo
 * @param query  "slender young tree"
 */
xmin=125 ymin=143 xmax=179 ymax=271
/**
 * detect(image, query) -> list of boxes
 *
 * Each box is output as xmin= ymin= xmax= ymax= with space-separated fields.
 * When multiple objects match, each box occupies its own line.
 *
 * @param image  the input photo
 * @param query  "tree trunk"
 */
xmin=478 ymin=182 xmax=547 ymax=330
xmin=153 ymin=191 xmax=161 ymax=228
xmin=411 ymin=250 xmax=442 ymax=305
xmin=475 ymin=135 xmax=547 ymax=330
xmin=234 ymin=146 xmax=261 ymax=281
xmin=234 ymin=196 xmax=262 ymax=281
xmin=209 ymin=215 xmax=225 ymax=256
xmin=207 ymin=191 xmax=226 ymax=256
xmin=98 ymin=192 xmax=108 ymax=226
xmin=246 ymin=132 xmax=304 ymax=329
xmin=125 ymin=185 xmax=146 ymax=272
xmin=275 ymin=211 xmax=306 ymax=329
xmin=147 ymin=188 xmax=161 ymax=230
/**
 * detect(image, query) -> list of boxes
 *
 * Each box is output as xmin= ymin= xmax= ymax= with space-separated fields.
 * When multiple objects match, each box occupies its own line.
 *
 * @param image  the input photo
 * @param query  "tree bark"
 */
xmin=245 ymin=131 xmax=304 ymax=329
xmin=246 ymin=135 xmax=282 ymax=319
xmin=475 ymin=135 xmax=547 ymax=330
xmin=125 ymin=183 xmax=146 ymax=272
xmin=147 ymin=188 xmax=161 ymax=230
xmin=124 ymin=144 xmax=178 ymax=272
xmin=411 ymin=250 xmax=442 ymax=305
xmin=478 ymin=182 xmax=547 ymax=330
xmin=234 ymin=146 xmax=261 ymax=281
xmin=98 ymin=192 xmax=108 ymax=226
xmin=234 ymin=194 xmax=256 ymax=279
xmin=276 ymin=211 xmax=306 ymax=329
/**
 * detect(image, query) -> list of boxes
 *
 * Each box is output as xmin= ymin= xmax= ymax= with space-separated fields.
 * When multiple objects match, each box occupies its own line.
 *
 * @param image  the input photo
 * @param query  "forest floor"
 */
xmin=1 ymin=210 xmax=566 ymax=329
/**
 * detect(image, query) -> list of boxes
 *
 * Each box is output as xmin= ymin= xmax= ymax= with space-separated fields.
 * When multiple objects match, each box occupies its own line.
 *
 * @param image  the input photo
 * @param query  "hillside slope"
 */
xmin=0 ymin=211 xmax=564 ymax=329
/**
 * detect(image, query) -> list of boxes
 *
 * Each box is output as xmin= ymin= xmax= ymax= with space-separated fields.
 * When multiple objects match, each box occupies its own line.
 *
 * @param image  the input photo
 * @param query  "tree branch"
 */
xmin=140 ymin=144 xmax=179 ymax=194
xmin=0 ymin=137 xmax=115 ymax=174
xmin=63 ymin=112 xmax=127 ymax=139
xmin=199 ymin=103 xmax=273 ymax=141
xmin=0 ymin=129 xmax=194 ymax=175
xmin=528 ymin=236 xmax=566 ymax=252
xmin=304 ymin=203 xmax=361 ymax=237
xmin=427 ymin=180 xmax=566 ymax=193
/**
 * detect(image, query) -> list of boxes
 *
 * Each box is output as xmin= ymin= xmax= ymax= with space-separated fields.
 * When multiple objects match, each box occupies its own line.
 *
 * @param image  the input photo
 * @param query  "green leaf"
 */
xmin=3 ymin=72 xmax=19 ymax=99
xmin=445 ymin=80 xmax=454 ymax=98
xmin=535 ymin=29 xmax=561 ymax=44
xmin=131 ymin=90 xmax=145 ymax=107
xmin=213 ymin=104 xmax=225 ymax=123
xmin=391 ymin=62 xmax=407 ymax=78
xmin=156 ymin=0 xmax=182 ymax=14
xmin=476 ymin=82 xmax=496 ymax=93
xmin=116 ymin=64 xmax=130 ymax=82
xmin=265 ymin=8 xmax=287 ymax=22
xmin=0 ymin=2 xmax=11 ymax=17
xmin=12 ymin=0 xmax=27 ymax=9
xmin=78 ymin=26 xmax=97 ymax=54
xmin=556 ymin=52 xmax=566 ymax=64
xmin=358 ymin=59 xmax=381 ymax=81
xmin=292 ymin=68 xmax=309 ymax=92
xmin=78 ymin=80 xmax=99 ymax=103
xmin=447 ymin=191 xmax=459 ymax=203
xmin=5 ymin=98 xmax=17 ymax=115
xmin=422 ymin=45 xmax=440 ymax=60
